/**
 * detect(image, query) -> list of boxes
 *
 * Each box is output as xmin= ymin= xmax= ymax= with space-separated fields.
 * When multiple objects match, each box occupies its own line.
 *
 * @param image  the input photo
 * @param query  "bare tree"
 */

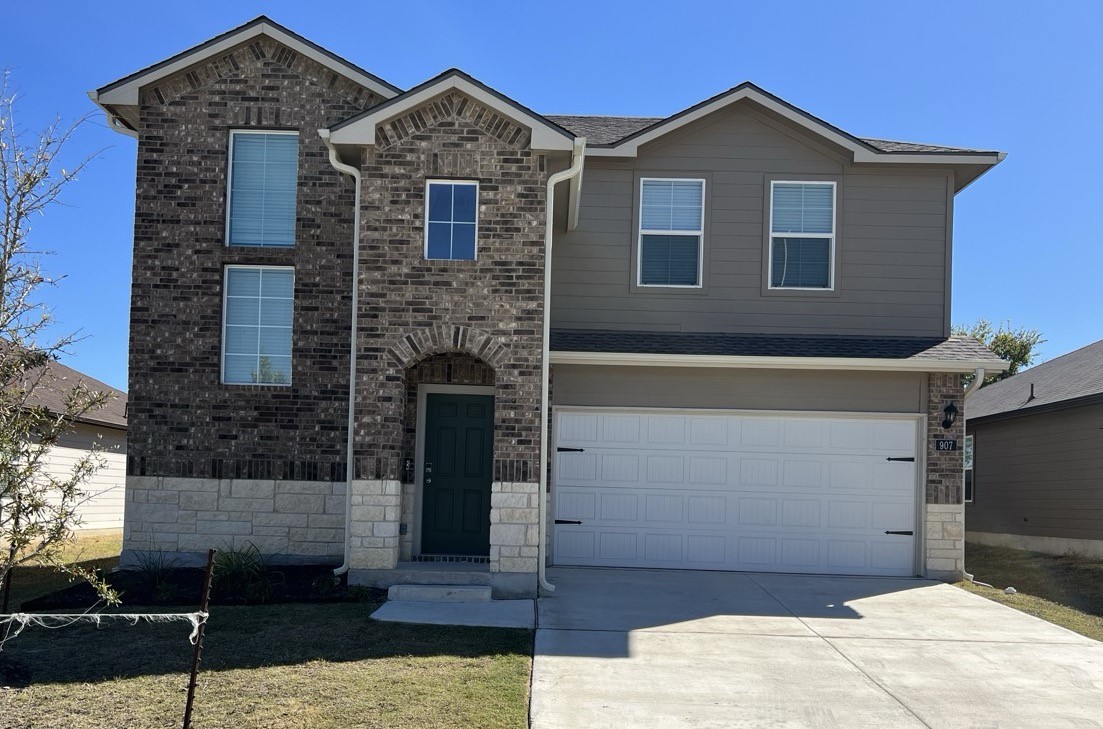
xmin=0 ymin=71 xmax=118 ymax=610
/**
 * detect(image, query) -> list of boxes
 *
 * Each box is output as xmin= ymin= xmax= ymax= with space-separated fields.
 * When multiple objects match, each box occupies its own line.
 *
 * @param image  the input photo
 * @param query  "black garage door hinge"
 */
xmin=884 ymin=530 xmax=914 ymax=536
xmin=554 ymin=519 xmax=583 ymax=525
xmin=886 ymin=456 xmax=916 ymax=462
xmin=557 ymin=447 xmax=585 ymax=453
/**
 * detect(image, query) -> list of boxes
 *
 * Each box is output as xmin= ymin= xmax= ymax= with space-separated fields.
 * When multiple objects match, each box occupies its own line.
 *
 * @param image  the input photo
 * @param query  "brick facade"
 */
xmin=925 ymin=372 xmax=966 ymax=504
xmin=924 ymin=372 xmax=967 ymax=579
xmin=352 ymin=91 xmax=548 ymax=484
xmin=126 ymin=37 xmax=381 ymax=481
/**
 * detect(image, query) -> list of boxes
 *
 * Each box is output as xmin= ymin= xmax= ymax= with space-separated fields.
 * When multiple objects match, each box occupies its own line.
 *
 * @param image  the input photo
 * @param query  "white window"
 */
xmin=769 ymin=181 xmax=835 ymax=289
xmin=638 ymin=178 xmax=705 ymax=287
xmin=222 ymin=266 xmax=294 ymax=385
xmin=226 ymin=130 xmax=298 ymax=247
xmin=425 ymin=180 xmax=478 ymax=260
xmin=964 ymin=434 xmax=974 ymax=503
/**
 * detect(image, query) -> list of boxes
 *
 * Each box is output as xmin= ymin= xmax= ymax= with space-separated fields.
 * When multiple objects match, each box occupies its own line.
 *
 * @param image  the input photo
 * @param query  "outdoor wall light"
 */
xmin=942 ymin=403 xmax=959 ymax=430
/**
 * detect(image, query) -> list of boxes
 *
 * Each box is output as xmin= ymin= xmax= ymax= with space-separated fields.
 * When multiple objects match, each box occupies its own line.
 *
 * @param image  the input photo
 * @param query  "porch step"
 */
xmin=388 ymin=584 xmax=493 ymax=603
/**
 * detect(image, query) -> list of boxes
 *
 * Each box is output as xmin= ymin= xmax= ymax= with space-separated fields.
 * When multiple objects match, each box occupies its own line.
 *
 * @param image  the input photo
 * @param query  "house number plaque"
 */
xmin=934 ymin=439 xmax=958 ymax=451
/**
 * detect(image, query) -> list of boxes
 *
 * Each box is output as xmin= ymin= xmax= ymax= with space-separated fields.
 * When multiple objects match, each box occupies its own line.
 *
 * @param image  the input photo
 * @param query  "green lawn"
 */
xmin=958 ymin=541 xmax=1103 ymax=642
xmin=1 ymin=533 xmax=533 ymax=728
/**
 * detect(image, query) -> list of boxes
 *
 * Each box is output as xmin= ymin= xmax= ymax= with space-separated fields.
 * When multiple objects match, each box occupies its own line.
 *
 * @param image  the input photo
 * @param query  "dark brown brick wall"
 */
xmin=926 ymin=372 xmax=966 ymax=504
xmin=127 ymin=38 xmax=381 ymax=480
xmin=353 ymin=91 xmax=548 ymax=484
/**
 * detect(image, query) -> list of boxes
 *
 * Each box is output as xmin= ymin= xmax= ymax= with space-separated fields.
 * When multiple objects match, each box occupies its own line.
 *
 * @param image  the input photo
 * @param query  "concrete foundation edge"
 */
xmin=966 ymin=530 xmax=1103 ymax=559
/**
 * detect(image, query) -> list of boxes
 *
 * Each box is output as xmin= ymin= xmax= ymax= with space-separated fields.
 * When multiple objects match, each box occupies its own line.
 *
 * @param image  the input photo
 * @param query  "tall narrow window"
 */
xmin=769 ymin=181 xmax=835 ymax=289
xmin=223 ymin=266 xmax=294 ymax=385
xmin=227 ymin=130 xmax=298 ymax=247
xmin=425 ymin=180 xmax=478 ymax=260
xmin=638 ymin=178 xmax=705 ymax=287
xmin=964 ymin=434 xmax=974 ymax=503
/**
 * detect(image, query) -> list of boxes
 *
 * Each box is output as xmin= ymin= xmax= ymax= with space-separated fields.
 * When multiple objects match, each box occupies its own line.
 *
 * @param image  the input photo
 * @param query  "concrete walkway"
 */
xmin=532 ymin=567 xmax=1103 ymax=728
xmin=371 ymin=598 xmax=535 ymax=628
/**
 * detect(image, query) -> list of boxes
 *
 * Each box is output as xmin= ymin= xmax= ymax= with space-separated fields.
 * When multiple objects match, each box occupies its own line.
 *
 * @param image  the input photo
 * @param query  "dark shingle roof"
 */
xmin=550 ymin=329 xmax=1002 ymax=362
xmin=544 ymin=115 xmax=663 ymax=145
xmin=24 ymin=358 xmax=127 ymax=429
xmin=967 ymin=338 xmax=1103 ymax=420
xmin=544 ymin=115 xmax=995 ymax=154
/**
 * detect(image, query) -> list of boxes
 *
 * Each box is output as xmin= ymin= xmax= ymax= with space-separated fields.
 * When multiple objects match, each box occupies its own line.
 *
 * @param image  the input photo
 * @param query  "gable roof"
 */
xmin=328 ymin=69 xmax=577 ymax=151
xmin=24 ymin=358 xmax=127 ymax=430
xmin=91 ymin=15 xmax=400 ymax=109
xmin=967 ymin=338 xmax=1103 ymax=421
xmin=546 ymin=115 xmax=997 ymax=155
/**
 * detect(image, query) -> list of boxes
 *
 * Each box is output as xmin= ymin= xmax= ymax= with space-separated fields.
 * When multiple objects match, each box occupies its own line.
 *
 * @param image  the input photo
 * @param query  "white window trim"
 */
xmin=767 ymin=180 xmax=836 ymax=291
xmin=964 ymin=434 xmax=974 ymax=503
xmin=225 ymin=129 xmax=299 ymax=248
xmin=636 ymin=177 xmax=706 ymax=289
xmin=221 ymin=264 xmax=295 ymax=386
xmin=424 ymin=179 xmax=480 ymax=260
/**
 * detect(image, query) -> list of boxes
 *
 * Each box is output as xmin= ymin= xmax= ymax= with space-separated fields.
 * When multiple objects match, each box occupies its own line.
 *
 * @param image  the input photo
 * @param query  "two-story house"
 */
xmin=92 ymin=17 xmax=1007 ymax=598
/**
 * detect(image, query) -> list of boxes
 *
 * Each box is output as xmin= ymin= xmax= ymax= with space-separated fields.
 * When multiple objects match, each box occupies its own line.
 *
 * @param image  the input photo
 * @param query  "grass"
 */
xmin=1 ymin=533 xmax=533 ymax=728
xmin=3 ymin=530 xmax=123 ymax=610
xmin=958 ymin=541 xmax=1103 ymax=642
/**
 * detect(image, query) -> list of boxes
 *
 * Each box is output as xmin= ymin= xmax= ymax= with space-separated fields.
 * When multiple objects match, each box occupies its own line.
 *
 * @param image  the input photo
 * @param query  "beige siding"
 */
xmin=553 ymin=365 xmax=926 ymax=413
xmin=42 ymin=423 xmax=127 ymax=531
xmin=551 ymin=103 xmax=951 ymax=337
xmin=966 ymin=403 xmax=1103 ymax=542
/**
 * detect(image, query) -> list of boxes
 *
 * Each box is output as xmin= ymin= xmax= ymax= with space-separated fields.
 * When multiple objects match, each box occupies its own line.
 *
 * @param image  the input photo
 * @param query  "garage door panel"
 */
xmin=553 ymin=409 xmax=920 ymax=577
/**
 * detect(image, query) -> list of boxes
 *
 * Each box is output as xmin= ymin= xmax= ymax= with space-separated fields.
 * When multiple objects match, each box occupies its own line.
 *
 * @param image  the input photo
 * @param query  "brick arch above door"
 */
xmin=384 ymin=324 xmax=511 ymax=372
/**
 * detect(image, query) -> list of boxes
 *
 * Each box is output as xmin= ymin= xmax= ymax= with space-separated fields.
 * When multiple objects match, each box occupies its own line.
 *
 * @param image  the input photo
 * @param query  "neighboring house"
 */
xmin=966 ymin=339 xmax=1103 ymax=558
xmin=91 ymin=16 xmax=1007 ymax=597
xmin=27 ymin=360 xmax=128 ymax=531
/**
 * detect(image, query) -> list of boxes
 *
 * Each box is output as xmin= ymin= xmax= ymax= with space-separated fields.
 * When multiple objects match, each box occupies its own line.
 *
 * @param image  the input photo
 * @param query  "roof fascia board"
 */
xmin=93 ymin=19 xmax=400 ymax=106
xmin=329 ymin=74 xmax=574 ymax=151
xmin=550 ymin=350 xmax=1011 ymax=373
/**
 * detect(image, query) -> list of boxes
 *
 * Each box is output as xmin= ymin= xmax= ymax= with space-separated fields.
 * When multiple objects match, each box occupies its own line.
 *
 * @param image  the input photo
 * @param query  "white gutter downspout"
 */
xmin=539 ymin=138 xmax=587 ymax=593
xmin=318 ymin=128 xmax=361 ymax=577
xmin=964 ymin=367 xmax=986 ymax=398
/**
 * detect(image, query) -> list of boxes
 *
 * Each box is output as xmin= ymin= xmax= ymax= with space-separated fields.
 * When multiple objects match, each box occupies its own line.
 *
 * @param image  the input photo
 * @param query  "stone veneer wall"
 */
xmin=122 ymin=476 xmax=346 ymax=564
xmin=126 ymin=36 xmax=380 ymax=481
xmin=924 ymin=372 xmax=966 ymax=580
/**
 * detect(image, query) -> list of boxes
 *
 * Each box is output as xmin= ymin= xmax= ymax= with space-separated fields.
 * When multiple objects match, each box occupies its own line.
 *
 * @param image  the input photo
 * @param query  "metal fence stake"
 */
xmin=182 ymin=549 xmax=215 ymax=729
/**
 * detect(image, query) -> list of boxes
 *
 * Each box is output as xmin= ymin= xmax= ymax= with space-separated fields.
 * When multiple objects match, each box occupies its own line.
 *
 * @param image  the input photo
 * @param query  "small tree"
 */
xmin=0 ymin=72 xmax=118 ymax=609
xmin=953 ymin=318 xmax=1044 ymax=387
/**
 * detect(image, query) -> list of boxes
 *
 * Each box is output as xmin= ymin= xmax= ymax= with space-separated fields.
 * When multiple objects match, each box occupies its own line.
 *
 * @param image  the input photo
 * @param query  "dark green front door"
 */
xmin=422 ymin=393 xmax=493 ymax=555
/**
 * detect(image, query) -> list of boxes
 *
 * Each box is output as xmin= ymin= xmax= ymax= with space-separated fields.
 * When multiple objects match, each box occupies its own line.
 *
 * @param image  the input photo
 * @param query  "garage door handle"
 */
xmin=555 ymin=519 xmax=582 ymax=525
xmin=557 ymin=447 xmax=585 ymax=453
xmin=886 ymin=457 xmax=915 ymax=462
xmin=884 ymin=530 xmax=914 ymax=536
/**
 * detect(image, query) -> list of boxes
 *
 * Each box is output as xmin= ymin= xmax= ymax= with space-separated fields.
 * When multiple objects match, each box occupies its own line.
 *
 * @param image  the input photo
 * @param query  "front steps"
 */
xmin=388 ymin=584 xmax=493 ymax=602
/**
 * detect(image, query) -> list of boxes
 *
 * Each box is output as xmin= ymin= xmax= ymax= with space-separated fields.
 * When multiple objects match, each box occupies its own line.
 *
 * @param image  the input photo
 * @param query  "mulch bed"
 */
xmin=20 ymin=565 xmax=383 ymax=611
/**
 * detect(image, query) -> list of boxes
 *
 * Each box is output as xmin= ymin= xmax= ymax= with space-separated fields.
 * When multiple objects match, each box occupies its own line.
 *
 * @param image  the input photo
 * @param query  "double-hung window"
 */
xmin=638 ymin=178 xmax=705 ymax=287
xmin=227 ymin=130 xmax=299 ymax=247
xmin=769 ymin=181 xmax=835 ymax=289
xmin=425 ymin=180 xmax=478 ymax=260
xmin=223 ymin=266 xmax=294 ymax=385
xmin=964 ymin=434 xmax=974 ymax=503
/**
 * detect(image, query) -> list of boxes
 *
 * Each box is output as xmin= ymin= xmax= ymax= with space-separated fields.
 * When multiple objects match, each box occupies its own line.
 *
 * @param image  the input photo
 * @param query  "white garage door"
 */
xmin=552 ymin=409 xmax=920 ymax=577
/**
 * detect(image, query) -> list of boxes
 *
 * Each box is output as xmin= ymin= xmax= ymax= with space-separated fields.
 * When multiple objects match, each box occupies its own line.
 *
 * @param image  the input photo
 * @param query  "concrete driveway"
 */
xmin=532 ymin=567 xmax=1103 ymax=729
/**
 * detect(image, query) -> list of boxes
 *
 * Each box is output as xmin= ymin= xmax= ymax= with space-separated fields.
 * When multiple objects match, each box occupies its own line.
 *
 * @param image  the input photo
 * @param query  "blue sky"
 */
xmin=4 ymin=1 xmax=1101 ymax=390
